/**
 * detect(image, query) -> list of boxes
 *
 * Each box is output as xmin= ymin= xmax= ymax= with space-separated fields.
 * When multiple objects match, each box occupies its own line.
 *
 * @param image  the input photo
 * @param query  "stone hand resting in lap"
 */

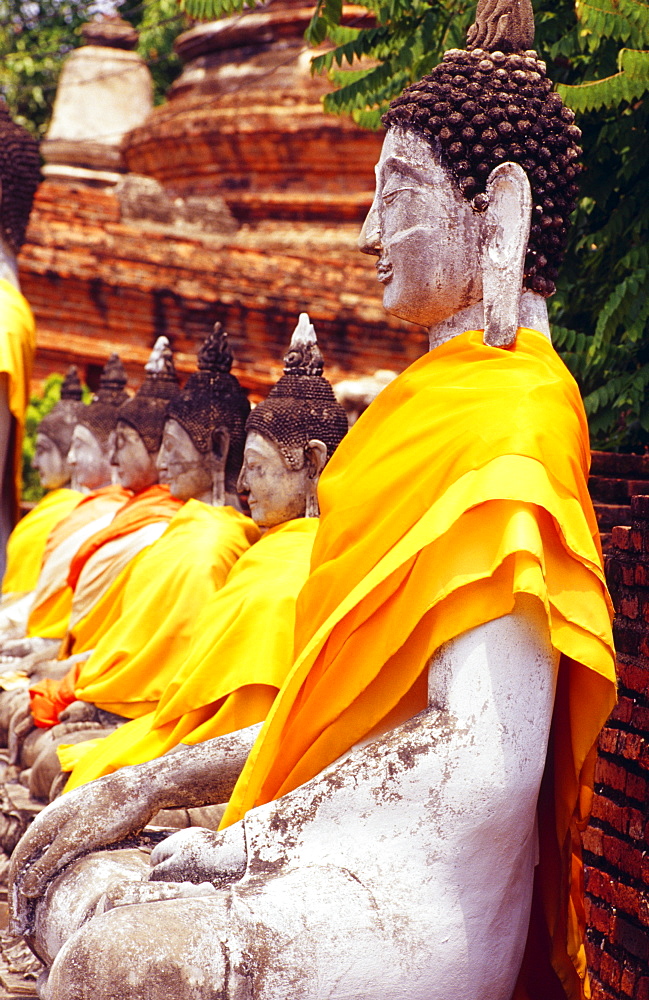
xmin=14 ymin=597 xmax=557 ymax=998
xmin=10 ymin=723 xmax=260 ymax=927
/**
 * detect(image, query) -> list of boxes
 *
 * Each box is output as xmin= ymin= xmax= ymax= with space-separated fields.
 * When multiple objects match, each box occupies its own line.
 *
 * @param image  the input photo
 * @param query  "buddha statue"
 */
xmin=14 ymin=326 xmax=259 ymax=796
xmin=0 ymin=101 xmax=40 ymax=582
xmin=50 ymin=336 xmax=182 ymax=641
xmin=32 ymin=367 xmax=83 ymax=495
xmin=0 ymin=342 xmax=180 ymax=667
xmin=68 ymin=353 xmax=129 ymax=493
xmin=0 ymin=368 xmax=85 ymax=648
xmin=46 ymin=314 xmax=346 ymax=801
xmin=0 ymin=357 xmax=130 ymax=653
xmin=0 ymin=357 xmax=133 ymax=755
xmin=1 ymin=355 xmax=129 ymax=613
xmin=9 ymin=4 xmax=616 ymax=1000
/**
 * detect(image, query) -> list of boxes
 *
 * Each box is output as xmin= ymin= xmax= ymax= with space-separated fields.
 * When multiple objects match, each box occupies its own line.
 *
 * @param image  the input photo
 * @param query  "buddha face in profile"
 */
xmin=68 ymin=425 xmax=112 ymax=492
xmin=111 ymin=420 xmax=158 ymax=493
xmin=360 ymin=129 xmax=482 ymax=328
xmin=157 ymin=419 xmax=213 ymax=504
xmin=237 ymin=431 xmax=324 ymax=530
xmin=359 ymin=39 xmax=582 ymax=343
xmin=33 ymin=432 xmax=70 ymax=491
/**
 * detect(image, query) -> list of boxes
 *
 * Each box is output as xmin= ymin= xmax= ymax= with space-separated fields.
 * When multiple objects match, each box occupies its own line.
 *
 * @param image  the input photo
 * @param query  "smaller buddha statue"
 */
xmin=0 ymin=369 xmax=85 ymax=647
xmin=16 ymin=326 xmax=258 ymax=797
xmin=0 ymin=356 xmax=132 ymax=752
xmin=0 ymin=342 xmax=180 ymax=666
xmin=0 ymin=356 xmax=129 ymax=649
xmin=0 ymin=100 xmax=41 ymax=581
xmin=32 ymin=368 xmax=84 ymax=495
xmin=68 ymin=353 xmax=129 ymax=493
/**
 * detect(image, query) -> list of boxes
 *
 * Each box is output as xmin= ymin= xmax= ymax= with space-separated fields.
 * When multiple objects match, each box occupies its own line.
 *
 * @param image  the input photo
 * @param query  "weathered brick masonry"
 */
xmin=584 ymin=489 xmax=649 ymax=1000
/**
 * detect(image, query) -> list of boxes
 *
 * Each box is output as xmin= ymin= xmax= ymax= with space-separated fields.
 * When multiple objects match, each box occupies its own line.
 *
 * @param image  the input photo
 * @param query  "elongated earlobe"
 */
xmin=480 ymin=162 xmax=532 ymax=348
xmin=209 ymin=427 xmax=230 ymax=507
xmin=304 ymin=439 xmax=328 ymax=518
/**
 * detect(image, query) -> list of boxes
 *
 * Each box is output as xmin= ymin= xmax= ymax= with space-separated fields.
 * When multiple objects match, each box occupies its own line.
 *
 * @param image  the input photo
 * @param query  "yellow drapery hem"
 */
xmin=69 ymin=503 xmax=260 ymax=715
xmin=0 ymin=279 xmax=36 ymax=524
xmin=221 ymin=328 xmax=617 ymax=1000
xmin=25 ymin=489 xmax=130 ymax=640
xmin=2 ymin=489 xmax=81 ymax=595
xmin=60 ymin=518 xmax=319 ymax=788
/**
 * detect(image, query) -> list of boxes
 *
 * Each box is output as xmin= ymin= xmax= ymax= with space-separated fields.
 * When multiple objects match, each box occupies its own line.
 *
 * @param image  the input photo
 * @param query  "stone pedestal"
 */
xmin=42 ymin=18 xmax=153 ymax=176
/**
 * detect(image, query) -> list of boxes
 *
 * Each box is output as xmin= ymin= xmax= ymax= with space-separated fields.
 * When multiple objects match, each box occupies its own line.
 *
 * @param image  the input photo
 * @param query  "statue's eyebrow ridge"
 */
xmin=380 ymin=155 xmax=435 ymax=188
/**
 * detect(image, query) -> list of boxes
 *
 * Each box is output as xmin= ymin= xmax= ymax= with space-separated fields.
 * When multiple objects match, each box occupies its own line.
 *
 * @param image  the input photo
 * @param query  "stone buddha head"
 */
xmin=239 ymin=313 xmax=348 ymax=529
xmin=359 ymin=0 xmax=582 ymax=347
xmin=0 ymin=100 xmax=41 ymax=264
xmin=157 ymin=323 xmax=250 ymax=507
xmin=70 ymin=353 xmax=129 ymax=492
xmin=110 ymin=337 xmax=179 ymax=493
xmin=33 ymin=368 xmax=84 ymax=491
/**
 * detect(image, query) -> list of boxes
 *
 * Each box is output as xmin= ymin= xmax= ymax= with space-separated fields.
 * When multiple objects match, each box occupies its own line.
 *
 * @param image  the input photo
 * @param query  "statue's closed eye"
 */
xmin=382 ymin=186 xmax=415 ymax=205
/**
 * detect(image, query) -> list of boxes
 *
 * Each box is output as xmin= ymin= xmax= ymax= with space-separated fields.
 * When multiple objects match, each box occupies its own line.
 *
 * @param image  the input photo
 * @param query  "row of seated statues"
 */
xmin=0 ymin=1 xmax=618 ymax=998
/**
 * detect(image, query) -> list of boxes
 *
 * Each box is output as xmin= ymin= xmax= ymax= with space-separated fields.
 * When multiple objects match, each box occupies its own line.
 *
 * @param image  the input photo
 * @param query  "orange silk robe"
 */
xmin=59 ymin=517 xmax=319 ymax=788
xmin=0 ymin=279 xmax=36 ymax=525
xmin=25 ymin=486 xmax=131 ymax=640
xmin=223 ymin=328 xmax=617 ymax=1000
xmin=30 ymin=502 xmax=259 ymax=726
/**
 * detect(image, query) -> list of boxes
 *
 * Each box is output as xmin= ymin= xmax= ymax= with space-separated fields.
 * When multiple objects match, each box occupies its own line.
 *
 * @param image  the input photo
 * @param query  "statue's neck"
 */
xmin=0 ymin=238 xmax=20 ymax=290
xmin=428 ymin=292 xmax=551 ymax=351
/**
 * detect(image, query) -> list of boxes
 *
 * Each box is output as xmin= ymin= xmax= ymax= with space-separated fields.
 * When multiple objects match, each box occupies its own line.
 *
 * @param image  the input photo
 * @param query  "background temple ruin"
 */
xmin=18 ymin=0 xmax=423 ymax=400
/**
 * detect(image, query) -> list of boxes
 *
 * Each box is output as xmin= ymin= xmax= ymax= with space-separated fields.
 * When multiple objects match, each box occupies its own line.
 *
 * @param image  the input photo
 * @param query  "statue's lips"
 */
xmin=375 ymin=260 xmax=393 ymax=284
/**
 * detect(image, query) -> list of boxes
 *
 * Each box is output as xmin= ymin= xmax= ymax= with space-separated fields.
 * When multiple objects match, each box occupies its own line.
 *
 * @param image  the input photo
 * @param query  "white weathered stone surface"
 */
xmin=42 ymin=46 xmax=152 ymax=171
xmin=33 ymin=595 xmax=557 ymax=999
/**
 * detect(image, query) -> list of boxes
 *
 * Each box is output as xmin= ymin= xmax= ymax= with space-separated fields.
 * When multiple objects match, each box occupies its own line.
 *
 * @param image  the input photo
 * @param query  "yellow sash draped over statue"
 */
xmin=222 ymin=328 xmax=617 ymax=1000
xmin=0 ymin=279 xmax=36 ymax=526
xmin=67 ymin=502 xmax=260 ymax=715
xmin=2 ymin=488 xmax=81 ymax=595
xmin=60 ymin=517 xmax=319 ymax=789
xmin=25 ymin=487 xmax=130 ymax=640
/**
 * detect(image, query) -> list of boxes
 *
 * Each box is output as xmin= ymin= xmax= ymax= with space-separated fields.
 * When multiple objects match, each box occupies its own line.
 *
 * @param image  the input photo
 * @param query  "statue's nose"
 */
xmin=358 ymin=204 xmax=381 ymax=256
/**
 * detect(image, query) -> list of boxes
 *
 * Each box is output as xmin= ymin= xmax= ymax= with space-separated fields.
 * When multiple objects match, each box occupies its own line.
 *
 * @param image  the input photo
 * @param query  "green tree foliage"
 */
xmin=0 ymin=0 xmax=188 ymax=138
xmin=121 ymin=0 xmax=189 ymax=106
xmin=180 ymin=0 xmax=648 ymax=451
xmin=0 ymin=0 xmax=89 ymax=137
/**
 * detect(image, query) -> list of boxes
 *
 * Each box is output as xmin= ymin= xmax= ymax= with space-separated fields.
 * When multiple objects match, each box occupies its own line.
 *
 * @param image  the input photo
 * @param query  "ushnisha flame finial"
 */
xmin=283 ymin=313 xmax=324 ymax=377
xmin=466 ymin=0 xmax=535 ymax=53
xmin=60 ymin=366 xmax=83 ymax=402
xmin=145 ymin=336 xmax=175 ymax=377
xmin=198 ymin=322 xmax=234 ymax=375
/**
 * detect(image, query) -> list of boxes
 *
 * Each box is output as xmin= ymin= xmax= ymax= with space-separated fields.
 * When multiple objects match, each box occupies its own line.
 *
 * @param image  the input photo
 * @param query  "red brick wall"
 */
xmin=583 ymin=494 xmax=649 ymax=1000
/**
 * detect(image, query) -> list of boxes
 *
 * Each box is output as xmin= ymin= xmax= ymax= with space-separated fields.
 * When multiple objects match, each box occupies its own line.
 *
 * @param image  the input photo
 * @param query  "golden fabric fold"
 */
xmin=25 ymin=487 xmax=130 ymax=640
xmin=2 ymin=488 xmax=81 ymax=595
xmin=62 ymin=503 xmax=259 ymax=716
xmin=221 ymin=328 xmax=616 ymax=1000
xmin=60 ymin=518 xmax=318 ymax=789
xmin=66 ymin=484 xmax=182 ymax=592
xmin=0 ymin=279 xmax=36 ymax=524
